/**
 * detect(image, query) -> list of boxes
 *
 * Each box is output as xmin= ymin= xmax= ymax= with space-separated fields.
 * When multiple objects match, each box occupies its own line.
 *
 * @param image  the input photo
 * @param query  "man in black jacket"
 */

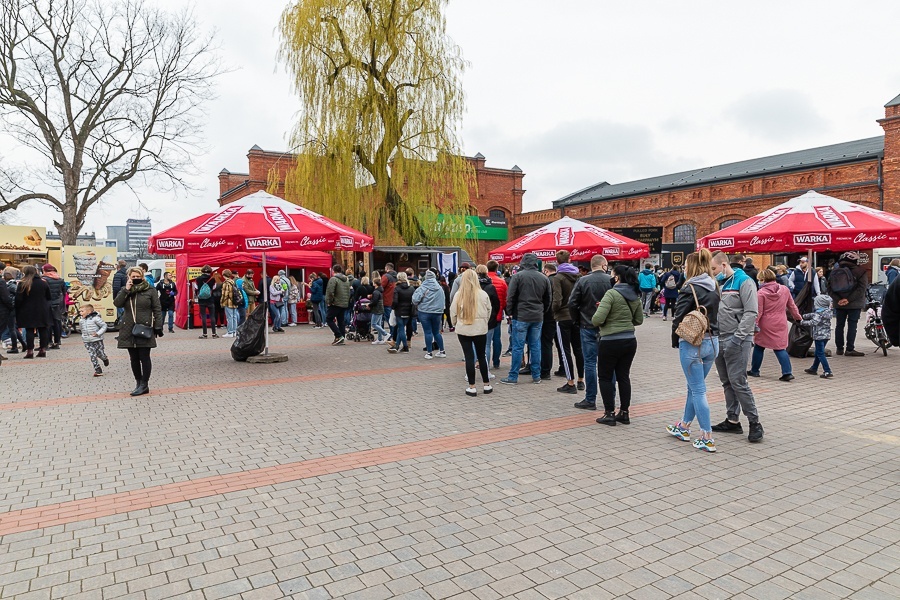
xmin=42 ymin=264 xmax=67 ymax=348
xmin=567 ymin=255 xmax=611 ymax=409
xmin=112 ymin=260 xmax=128 ymax=324
xmin=828 ymin=251 xmax=869 ymax=356
xmin=501 ymin=254 xmax=551 ymax=385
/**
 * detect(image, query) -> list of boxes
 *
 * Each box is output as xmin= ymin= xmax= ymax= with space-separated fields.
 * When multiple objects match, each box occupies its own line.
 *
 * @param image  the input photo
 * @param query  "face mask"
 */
xmin=715 ymin=273 xmax=726 ymax=282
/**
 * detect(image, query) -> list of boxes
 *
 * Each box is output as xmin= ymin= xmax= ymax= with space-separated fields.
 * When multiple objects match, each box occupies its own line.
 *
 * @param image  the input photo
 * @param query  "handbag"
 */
xmin=130 ymin=297 xmax=154 ymax=339
xmin=675 ymin=284 xmax=709 ymax=346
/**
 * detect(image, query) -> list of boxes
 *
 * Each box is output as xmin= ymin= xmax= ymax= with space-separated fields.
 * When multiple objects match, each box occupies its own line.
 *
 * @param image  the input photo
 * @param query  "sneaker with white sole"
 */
xmin=692 ymin=438 xmax=717 ymax=452
xmin=424 ymin=352 xmax=433 ymax=359
xmin=666 ymin=423 xmax=691 ymax=442
xmin=435 ymin=351 xmax=447 ymax=358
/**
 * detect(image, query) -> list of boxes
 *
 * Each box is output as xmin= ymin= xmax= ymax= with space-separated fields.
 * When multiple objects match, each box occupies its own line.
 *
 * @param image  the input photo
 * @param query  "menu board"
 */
xmin=62 ymin=244 xmax=118 ymax=323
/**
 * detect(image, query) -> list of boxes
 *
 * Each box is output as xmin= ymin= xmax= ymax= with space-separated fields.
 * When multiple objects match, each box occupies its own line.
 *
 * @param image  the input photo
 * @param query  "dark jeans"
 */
xmin=662 ymin=298 xmax=677 ymax=318
xmin=199 ymin=304 xmax=217 ymax=335
xmin=540 ymin=318 xmax=556 ymax=377
xmin=6 ymin=314 xmax=22 ymax=351
xmin=309 ymin=301 xmax=323 ymax=326
xmin=127 ymin=347 xmax=152 ymax=381
xmin=458 ymin=333 xmax=489 ymax=385
xmin=834 ymin=308 xmax=861 ymax=351
xmin=50 ymin=314 xmax=62 ymax=345
xmin=394 ymin=316 xmax=409 ymax=351
xmin=25 ymin=327 xmax=50 ymax=352
xmin=419 ymin=312 xmax=443 ymax=352
xmin=555 ymin=320 xmax=584 ymax=381
xmin=810 ymin=339 xmax=832 ymax=374
xmin=326 ymin=306 xmax=345 ymax=339
xmin=598 ymin=337 xmax=638 ymax=413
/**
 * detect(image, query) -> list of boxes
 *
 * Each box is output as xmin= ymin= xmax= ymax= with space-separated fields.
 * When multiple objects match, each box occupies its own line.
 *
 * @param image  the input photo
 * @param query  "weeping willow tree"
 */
xmin=278 ymin=0 xmax=476 ymax=249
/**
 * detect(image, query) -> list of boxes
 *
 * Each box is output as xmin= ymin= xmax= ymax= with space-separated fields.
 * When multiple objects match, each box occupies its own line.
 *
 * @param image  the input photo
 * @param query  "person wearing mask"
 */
xmin=307 ymin=273 xmax=325 ymax=328
xmin=112 ymin=260 xmax=128 ymax=324
xmin=114 ymin=266 xmax=163 ymax=396
xmin=220 ymin=269 xmax=240 ymax=338
xmin=638 ymin=263 xmax=658 ymax=316
xmin=450 ymin=269 xmax=494 ymax=397
xmin=193 ymin=266 xmax=218 ymax=339
xmin=827 ymin=251 xmax=869 ymax=357
xmin=485 ymin=260 xmax=508 ymax=368
xmin=369 ymin=280 xmax=388 ymax=344
xmin=40 ymin=264 xmax=66 ymax=349
xmin=592 ymin=265 xmax=644 ymax=425
xmin=748 ymin=268 xmax=802 ymax=381
xmin=325 ymin=264 xmax=351 ymax=345
xmin=501 ymin=254 xmax=551 ymax=385
xmin=660 ymin=265 xmax=683 ymax=321
xmin=268 ymin=274 xmax=286 ymax=333
xmin=387 ymin=271 xmax=414 ymax=353
xmin=287 ymin=276 xmax=301 ymax=326
xmin=156 ymin=272 xmax=177 ymax=333
xmin=551 ymin=251 xmax=583 ymax=394
xmin=242 ymin=270 xmax=260 ymax=314
xmin=15 ymin=266 xmax=52 ymax=358
xmin=567 ymin=255 xmax=612 ymax=409
xmin=380 ymin=263 xmax=398 ymax=339
xmin=412 ymin=270 xmax=446 ymax=359
xmin=667 ymin=249 xmax=721 ymax=452
xmin=710 ymin=251 xmax=763 ymax=443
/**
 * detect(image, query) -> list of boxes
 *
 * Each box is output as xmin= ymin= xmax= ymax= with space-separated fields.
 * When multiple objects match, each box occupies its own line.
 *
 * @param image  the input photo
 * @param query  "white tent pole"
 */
xmin=262 ymin=252 xmax=269 ymax=356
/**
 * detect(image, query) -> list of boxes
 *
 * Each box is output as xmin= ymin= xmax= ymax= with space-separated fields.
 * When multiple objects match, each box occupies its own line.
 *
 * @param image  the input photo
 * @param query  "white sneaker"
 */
xmin=489 ymin=372 xmax=496 ymax=380
xmin=424 ymin=352 xmax=434 ymax=359
xmin=435 ymin=351 xmax=447 ymax=358
xmin=287 ymin=323 xmax=297 ymax=327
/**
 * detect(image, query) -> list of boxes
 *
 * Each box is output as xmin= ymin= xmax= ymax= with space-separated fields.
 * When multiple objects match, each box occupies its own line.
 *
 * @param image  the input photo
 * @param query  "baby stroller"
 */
xmin=346 ymin=297 xmax=374 ymax=341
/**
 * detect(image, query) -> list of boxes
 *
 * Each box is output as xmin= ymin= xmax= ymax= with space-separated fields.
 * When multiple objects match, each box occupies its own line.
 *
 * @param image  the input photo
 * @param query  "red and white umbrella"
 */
xmin=148 ymin=191 xmax=373 ymax=254
xmin=488 ymin=216 xmax=650 ymax=263
xmin=698 ymin=191 xmax=900 ymax=252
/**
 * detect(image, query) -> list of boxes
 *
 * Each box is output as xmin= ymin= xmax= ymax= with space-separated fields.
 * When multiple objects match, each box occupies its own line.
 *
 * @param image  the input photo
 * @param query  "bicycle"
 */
xmin=864 ymin=286 xmax=891 ymax=356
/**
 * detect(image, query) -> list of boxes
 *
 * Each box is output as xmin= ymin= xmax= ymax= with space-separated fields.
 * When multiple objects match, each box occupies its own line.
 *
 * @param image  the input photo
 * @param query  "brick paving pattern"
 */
xmin=1 ymin=316 xmax=899 ymax=599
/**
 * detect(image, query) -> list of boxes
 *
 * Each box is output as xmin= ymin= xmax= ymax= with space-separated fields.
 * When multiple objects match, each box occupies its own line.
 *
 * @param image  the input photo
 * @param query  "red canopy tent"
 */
xmin=698 ymin=191 xmax=900 ymax=253
xmin=488 ymin=216 xmax=650 ymax=263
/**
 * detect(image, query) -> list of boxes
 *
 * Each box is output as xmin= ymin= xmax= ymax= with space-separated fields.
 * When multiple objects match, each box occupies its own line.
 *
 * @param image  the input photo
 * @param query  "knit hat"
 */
xmin=42 ymin=264 xmax=56 ymax=272
xmin=814 ymin=294 xmax=832 ymax=310
xmin=839 ymin=251 xmax=859 ymax=263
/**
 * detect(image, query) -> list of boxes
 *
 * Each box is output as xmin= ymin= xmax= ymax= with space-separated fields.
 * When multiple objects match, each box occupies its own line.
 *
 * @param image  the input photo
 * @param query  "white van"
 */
xmin=871 ymin=248 xmax=900 ymax=284
xmin=146 ymin=259 xmax=177 ymax=285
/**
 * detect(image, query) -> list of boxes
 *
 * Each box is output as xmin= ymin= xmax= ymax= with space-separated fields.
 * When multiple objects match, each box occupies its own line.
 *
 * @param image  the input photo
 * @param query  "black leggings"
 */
xmin=25 ymin=327 xmax=49 ymax=352
xmin=662 ymin=298 xmax=676 ymax=318
xmin=598 ymin=337 xmax=637 ymax=413
xmin=127 ymin=347 xmax=152 ymax=381
xmin=50 ymin=316 xmax=62 ymax=345
xmin=199 ymin=305 xmax=217 ymax=334
xmin=458 ymin=334 xmax=489 ymax=385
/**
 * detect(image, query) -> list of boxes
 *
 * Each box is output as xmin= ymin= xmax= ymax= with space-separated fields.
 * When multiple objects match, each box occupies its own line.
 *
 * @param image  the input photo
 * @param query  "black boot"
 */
xmin=596 ymin=411 xmax=617 ymax=426
xmin=130 ymin=379 xmax=149 ymax=396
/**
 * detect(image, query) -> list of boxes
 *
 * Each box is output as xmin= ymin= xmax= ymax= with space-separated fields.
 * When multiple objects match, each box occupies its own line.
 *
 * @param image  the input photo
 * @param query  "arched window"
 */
xmin=720 ymin=219 xmax=741 ymax=230
xmin=489 ymin=209 xmax=506 ymax=221
xmin=673 ymin=224 xmax=697 ymax=243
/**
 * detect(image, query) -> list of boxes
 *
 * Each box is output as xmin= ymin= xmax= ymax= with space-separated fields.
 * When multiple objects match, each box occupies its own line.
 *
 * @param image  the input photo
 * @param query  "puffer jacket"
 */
xmin=488 ymin=271 xmax=507 ymax=321
xmin=507 ymin=254 xmax=551 ymax=323
xmin=478 ymin=274 xmax=501 ymax=330
xmin=114 ymin=282 xmax=162 ymax=349
xmin=370 ymin=287 xmax=384 ymax=315
xmin=592 ymin=284 xmax=643 ymax=339
xmin=412 ymin=272 xmax=446 ymax=313
xmin=43 ymin=273 xmax=67 ymax=319
xmin=671 ymin=274 xmax=720 ymax=348
xmin=288 ymin=283 xmax=301 ymax=304
xmin=568 ymin=269 xmax=612 ymax=329
xmin=638 ymin=268 xmax=657 ymax=291
xmin=393 ymin=282 xmax=415 ymax=318
xmin=326 ymin=273 xmax=351 ymax=308
xmin=80 ymin=312 xmax=108 ymax=342
xmin=800 ymin=295 xmax=834 ymax=341
xmin=551 ymin=264 xmax=579 ymax=322
xmin=310 ymin=278 xmax=325 ymax=302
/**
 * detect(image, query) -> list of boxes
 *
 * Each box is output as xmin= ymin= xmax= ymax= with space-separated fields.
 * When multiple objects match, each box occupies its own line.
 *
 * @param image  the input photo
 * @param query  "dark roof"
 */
xmin=553 ymin=136 xmax=884 ymax=208
xmin=887 ymin=93 xmax=900 ymax=107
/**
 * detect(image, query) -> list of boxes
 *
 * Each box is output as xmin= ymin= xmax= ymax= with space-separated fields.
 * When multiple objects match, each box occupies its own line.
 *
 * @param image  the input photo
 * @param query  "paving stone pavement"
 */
xmin=1 ymin=316 xmax=899 ymax=599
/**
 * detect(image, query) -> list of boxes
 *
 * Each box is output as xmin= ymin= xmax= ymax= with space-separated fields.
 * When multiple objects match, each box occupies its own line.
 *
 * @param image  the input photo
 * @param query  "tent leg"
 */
xmin=262 ymin=252 xmax=269 ymax=356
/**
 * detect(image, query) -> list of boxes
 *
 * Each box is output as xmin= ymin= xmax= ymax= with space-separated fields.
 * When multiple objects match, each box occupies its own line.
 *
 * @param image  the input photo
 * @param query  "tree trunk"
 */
xmin=57 ymin=194 xmax=80 ymax=245
xmin=384 ymin=180 xmax=427 ymax=245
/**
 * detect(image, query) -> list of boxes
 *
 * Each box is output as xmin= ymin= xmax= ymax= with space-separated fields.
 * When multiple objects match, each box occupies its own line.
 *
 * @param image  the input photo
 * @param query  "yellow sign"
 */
xmin=62 ymin=244 xmax=119 ymax=323
xmin=0 ymin=225 xmax=47 ymax=255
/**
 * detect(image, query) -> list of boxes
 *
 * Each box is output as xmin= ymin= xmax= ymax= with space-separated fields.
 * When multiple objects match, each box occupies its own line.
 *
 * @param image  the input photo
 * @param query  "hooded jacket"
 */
xmin=638 ymin=268 xmax=657 ymax=292
xmin=42 ymin=270 xmax=67 ymax=318
xmin=412 ymin=271 xmax=446 ymax=314
xmin=591 ymin=283 xmax=644 ymax=339
xmin=568 ymin=269 xmax=613 ymax=329
xmin=326 ymin=273 xmax=351 ymax=308
xmin=488 ymin=270 xmax=507 ymax=322
xmin=506 ymin=254 xmax=551 ymax=323
xmin=478 ymin=274 xmax=501 ymax=330
xmin=309 ymin=277 xmax=324 ymax=302
xmin=755 ymin=281 xmax=802 ymax=350
xmin=671 ymin=273 xmax=720 ymax=347
xmin=370 ymin=287 xmax=384 ymax=315
xmin=114 ymin=280 xmax=162 ymax=349
xmin=380 ymin=270 xmax=397 ymax=307
xmin=800 ymin=294 xmax=834 ymax=341
xmin=551 ymin=263 xmax=579 ymax=322
xmin=80 ymin=311 xmax=108 ymax=342
xmin=393 ymin=281 xmax=415 ymax=318
xmin=112 ymin=267 xmax=128 ymax=298
xmin=717 ymin=267 xmax=758 ymax=340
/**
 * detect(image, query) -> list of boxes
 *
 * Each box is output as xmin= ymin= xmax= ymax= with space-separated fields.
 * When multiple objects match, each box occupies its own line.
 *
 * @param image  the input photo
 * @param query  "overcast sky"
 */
xmin=4 ymin=0 xmax=900 ymax=238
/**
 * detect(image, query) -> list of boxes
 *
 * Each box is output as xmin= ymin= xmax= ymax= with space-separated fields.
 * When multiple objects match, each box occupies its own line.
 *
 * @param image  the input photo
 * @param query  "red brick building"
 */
xmin=218 ymin=147 xmax=524 ymax=262
xmin=515 ymin=93 xmax=900 ymax=268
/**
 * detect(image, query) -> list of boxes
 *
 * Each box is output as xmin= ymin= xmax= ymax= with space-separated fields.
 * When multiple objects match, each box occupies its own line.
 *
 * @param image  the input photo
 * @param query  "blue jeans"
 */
xmin=580 ymin=328 xmax=599 ymax=403
xmin=750 ymin=344 xmax=793 ymax=376
xmin=280 ymin=302 xmax=288 ymax=326
xmin=269 ymin=302 xmax=282 ymax=329
xmin=395 ymin=316 xmax=409 ymax=350
xmin=508 ymin=320 xmax=542 ymax=381
xmin=225 ymin=307 xmax=239 ymax=335
xmin=289 ymin=302 xmax=298 ymax=324
xmin=810 ymin=339 xmax=832 ymax=374
xmin=419 ymin=312 xmax=443 ymax=352
xmin=485 ymin=324 xmax=502 ymax=368
xmin=318 ymin=302 xmax=327 ymax=325
xmin=679 ymin=337 xmax=719 ymax=432
xmin=371 ymin=314 xmax=388 ymax=341
xmin=164 ymin=309 xmax=175 ymax=331
xmin=238 ymin=305 xmax=246 ymax=326
xmin=384 ymin=306 xmax=394 ymax=339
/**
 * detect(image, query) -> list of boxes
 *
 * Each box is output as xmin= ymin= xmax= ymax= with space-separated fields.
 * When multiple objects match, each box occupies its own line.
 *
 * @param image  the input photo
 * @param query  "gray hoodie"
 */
xmin=412 ymin=271 xmax=446 ymax=313
xmin=717 ymin=268 xmax=758 ymax=341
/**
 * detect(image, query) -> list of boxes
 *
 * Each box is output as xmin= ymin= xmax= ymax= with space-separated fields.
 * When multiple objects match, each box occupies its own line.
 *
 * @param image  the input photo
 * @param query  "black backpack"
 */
xmin=829 ymin=265 xmax=856 ymax=295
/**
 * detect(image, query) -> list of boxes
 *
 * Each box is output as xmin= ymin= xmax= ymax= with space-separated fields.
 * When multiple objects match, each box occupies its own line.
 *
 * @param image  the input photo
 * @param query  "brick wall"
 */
xmin=879 ymin=102 xmax=900 ymax=215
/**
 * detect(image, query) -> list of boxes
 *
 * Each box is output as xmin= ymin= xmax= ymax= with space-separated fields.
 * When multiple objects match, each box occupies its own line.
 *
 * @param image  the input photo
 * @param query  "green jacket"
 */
xmin=325 ymin=273 xmax=351 ymax=308
xmin=591 ymin=286 xmax=643 ymax=339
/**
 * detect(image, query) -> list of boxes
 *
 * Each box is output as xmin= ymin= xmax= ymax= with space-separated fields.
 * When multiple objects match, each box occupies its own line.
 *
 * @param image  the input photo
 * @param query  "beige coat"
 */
xmin=449 ymin=288 xmax=492 ymax=336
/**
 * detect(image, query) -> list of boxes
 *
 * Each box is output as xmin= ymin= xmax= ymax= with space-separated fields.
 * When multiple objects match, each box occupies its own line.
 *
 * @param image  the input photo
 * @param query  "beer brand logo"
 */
xmin=814 ymin=206 xmax=852 ymax=229
xmin=793 ymin=233 xmax=830 ymax=245
xmin=708 ymin=238 xmax=734 ymax=249
xmin=533 ymin=250 xmax=556 ymax=258
xmin=299 ymin=235 xmax=329 ymax=247
xmin=749 ymin=235 xmax=776 ymax=246
xmin=339 ymin=235 xmax=354 ymax=247
xmin=246 ymin=237 xmax=281 ymax=249
xmin=190 ymin=205 xmax=242 ymax=235
xmin=602 ymin=247 xmax=620 ymax=256
xmin=854 ymin=232 xmax=886 ymax=244
xmin=155 ymin=238 xmax=184 ymax=251
xmin=741 ymin=207 xmax=790 ymax=233
xmin=507 ymin=227 xmax=545 ymax=251
xmin=593 ymin=228 xmax=624 ymax=245
xmin=489 ymin=253 xmax=503 ymax=261
xmin=555 ymin=227 xmax=574 ymax=246
xmin=264 ymin=206 xmax=298 ymax=232
xmin=199 ymin=238 xmax=227 ymax=249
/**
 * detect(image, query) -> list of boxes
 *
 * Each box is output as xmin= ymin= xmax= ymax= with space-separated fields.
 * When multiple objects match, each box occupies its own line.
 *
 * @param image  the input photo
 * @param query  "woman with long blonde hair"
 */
xmin=449 ymin=269 xmax=493 ymax=396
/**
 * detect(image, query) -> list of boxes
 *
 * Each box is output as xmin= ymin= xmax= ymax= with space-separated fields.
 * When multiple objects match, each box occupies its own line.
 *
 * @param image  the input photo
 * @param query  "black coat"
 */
xmin=43 ymin=275 xmax=68 ymax=319
xmin=393 ymin=282 xmax=416 ymax=318
xmin=0 ymin=278 xmax=12 ymax=325
xmin=114 ymin=284 xmax=162 ymax=349
xmin=112 ymin=268 xmax=128 ymax=298
xmin=15 ymin=277 xmax=53 ymax=328
xmin=478 ymin=276 xmax=501 ymax=330
xmin=156 ymin=280 xmax=177 ymax=309
xmin=882 ymin=276 xmax=900 ymax=347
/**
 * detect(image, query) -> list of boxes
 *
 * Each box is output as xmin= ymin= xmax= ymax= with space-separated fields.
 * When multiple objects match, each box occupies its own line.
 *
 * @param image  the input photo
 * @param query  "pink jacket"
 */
xmin=755 ymin=281 xmax=802 ymax=350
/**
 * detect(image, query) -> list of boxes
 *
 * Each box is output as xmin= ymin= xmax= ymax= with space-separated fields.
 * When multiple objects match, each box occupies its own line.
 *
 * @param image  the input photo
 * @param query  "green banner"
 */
xmin=432 ymin=215 xmax=508 ymax=241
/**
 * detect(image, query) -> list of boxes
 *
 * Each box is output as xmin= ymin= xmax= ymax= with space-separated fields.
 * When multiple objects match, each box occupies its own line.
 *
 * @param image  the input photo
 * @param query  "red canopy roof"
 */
xmin=699 ymin=191 xmax=900 ymax=252
xmin=149 ymin=191 xmax=373 ymax=254
xmin=489 ymin=216 xmax=650 ymax=263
